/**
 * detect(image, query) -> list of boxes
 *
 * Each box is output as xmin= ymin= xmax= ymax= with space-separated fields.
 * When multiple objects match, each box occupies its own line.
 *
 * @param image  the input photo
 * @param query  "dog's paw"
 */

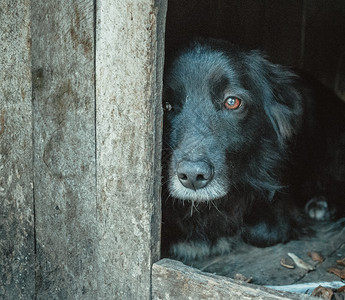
xmin=170 ymin=241 xmax=211 ymax=262
xmin=305 ymin=196 xmax=330 ymax=221
xmin=170 ymin=238 xmax=235 ymax=262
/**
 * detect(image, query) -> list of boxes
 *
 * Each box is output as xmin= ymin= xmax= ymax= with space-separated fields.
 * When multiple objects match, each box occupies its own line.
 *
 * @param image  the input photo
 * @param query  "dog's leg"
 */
xmin=241 ymin=201 xmax=308 ymax=247
xmin=305 ymin=196 xmax=331 ymax=221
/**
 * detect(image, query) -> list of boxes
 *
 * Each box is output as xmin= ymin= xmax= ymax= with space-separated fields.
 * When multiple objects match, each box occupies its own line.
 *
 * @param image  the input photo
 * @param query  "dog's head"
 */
xmin=163 ymin=39 xmax=303 ymax=202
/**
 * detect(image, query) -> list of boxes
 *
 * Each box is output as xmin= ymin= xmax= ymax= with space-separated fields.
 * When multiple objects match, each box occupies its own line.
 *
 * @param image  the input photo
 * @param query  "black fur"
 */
xmin=162 ymin=38 xmax=345 ymax=261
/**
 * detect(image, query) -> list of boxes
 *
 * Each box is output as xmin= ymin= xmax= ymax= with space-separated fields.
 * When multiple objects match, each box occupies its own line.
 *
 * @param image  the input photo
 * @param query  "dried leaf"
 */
xmin=288 ymin=252 xmax=315 ymax=271
xmin=327 ymin=267 xmax=345 ymax=279
xmin=311 ymin=285 xmax=333 ymax=300
xmin=337 ymin=258 xmax=345 ymax=267
xmin=280 ymin=257 xmax=295 ymax=269
xmin=307 ymin=251 xmax=324 ymax=263
xmin=234 ymin=273 xmax=252 ymax=283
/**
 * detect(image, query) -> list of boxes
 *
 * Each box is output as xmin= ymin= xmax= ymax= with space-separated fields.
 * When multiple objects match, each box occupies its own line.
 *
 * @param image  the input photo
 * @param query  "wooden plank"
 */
xmin=0 ymin=0 xmax=35 ymax=299
xmin=152 ymin=259 xmax=317 ymax=300
xmin=95 ymin=0 xmax=166 ymax=298
xmin=31 ymin=1 xmax=97 ymax=298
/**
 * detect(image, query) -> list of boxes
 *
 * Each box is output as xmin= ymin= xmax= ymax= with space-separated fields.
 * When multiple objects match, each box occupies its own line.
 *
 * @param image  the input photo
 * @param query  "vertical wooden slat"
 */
xmin=31 ymin=1 xmax=97 ymax=298
xmin=0 ymin=0 xmax=34 ymax=299
xmin=95 ymin=0 xmax=166 ymax=298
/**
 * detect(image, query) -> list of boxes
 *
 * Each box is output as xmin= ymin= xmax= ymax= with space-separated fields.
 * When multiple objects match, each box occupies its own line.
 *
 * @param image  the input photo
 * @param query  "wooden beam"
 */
xmin=95 ymin=0 xmax=166 ymax=298
xmin=152 ymin=259 xmax=317 ymax=299
xmin=31 ymin=1 xmax=97 ymax=298
xmin=0 ymin=0 xmax=34 ymax=298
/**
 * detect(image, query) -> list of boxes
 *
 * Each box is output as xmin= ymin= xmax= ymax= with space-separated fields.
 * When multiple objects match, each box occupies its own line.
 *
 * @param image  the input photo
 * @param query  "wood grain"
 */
xmin=31 ymin=1 xmax=97 ymax=298
xmin=0 ymin=0 xmax=34 ymax=298
xmin=95 ymin=0 xmax=166 ymax=298
xmin=152 ymin=259 xmax=317 ymax=300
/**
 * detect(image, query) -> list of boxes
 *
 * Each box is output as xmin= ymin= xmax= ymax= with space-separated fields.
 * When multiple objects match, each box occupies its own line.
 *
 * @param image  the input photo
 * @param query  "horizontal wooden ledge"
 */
xmin=152 ymin=259 xmax=316 ymax=300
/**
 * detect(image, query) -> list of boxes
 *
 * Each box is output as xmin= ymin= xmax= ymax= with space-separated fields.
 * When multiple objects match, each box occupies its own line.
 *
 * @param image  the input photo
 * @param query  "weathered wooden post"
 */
xmin=0 ymin=1 xmax=34 ymax=299
xmin=31 ymin=1 xmax=98 ymax=298
xmin=2 ymin=0 xmax=166 ymax=297
xmin=30 ymin=0 xmax=166 ymax=298
xmin=95 ymin=0 xmax=166 ymax=298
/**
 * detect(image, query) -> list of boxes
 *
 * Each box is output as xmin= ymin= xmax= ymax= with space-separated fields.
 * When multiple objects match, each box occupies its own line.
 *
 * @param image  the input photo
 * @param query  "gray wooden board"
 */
xmin=31 ymin=1 xmax=97 ymax=298
xmin=186 ymin=221 xmax=345 ymax=286
xmin=95 ymin=0 xmax=166 ymax=298
xmin=0 ymin=0 xmax=34 ymax=299
xmin=152 ymin=259 xmax=318 ymax=300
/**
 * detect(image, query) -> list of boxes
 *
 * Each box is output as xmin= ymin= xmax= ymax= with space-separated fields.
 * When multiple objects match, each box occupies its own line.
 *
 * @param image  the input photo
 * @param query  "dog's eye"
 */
xmin=164 ymin=102 xmax=173 ymax=112
xmin=224 ymin=97 xmax=242 ymax=110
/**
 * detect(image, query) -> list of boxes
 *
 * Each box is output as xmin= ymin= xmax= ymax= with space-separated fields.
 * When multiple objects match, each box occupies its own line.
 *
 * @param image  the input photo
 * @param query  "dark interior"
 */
xmin=165 ymin=0 xmax=345 ymax=101
xmin=163 ymin=0 xmax=345 ymax=288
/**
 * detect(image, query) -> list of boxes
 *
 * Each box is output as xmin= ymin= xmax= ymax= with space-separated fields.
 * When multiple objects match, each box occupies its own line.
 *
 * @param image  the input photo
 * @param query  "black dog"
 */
xmin=161 ymin=38 xmax=345 ymax=261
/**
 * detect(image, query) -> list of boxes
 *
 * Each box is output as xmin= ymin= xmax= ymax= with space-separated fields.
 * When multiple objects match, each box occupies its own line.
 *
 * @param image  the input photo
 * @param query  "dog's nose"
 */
xmin=177 ymin=160 xmax=214 ymax=190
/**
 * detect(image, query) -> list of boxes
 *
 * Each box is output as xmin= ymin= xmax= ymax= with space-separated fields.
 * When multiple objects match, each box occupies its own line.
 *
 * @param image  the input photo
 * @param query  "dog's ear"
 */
xmin=246 ymin=51 xmax=304 ymax=143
